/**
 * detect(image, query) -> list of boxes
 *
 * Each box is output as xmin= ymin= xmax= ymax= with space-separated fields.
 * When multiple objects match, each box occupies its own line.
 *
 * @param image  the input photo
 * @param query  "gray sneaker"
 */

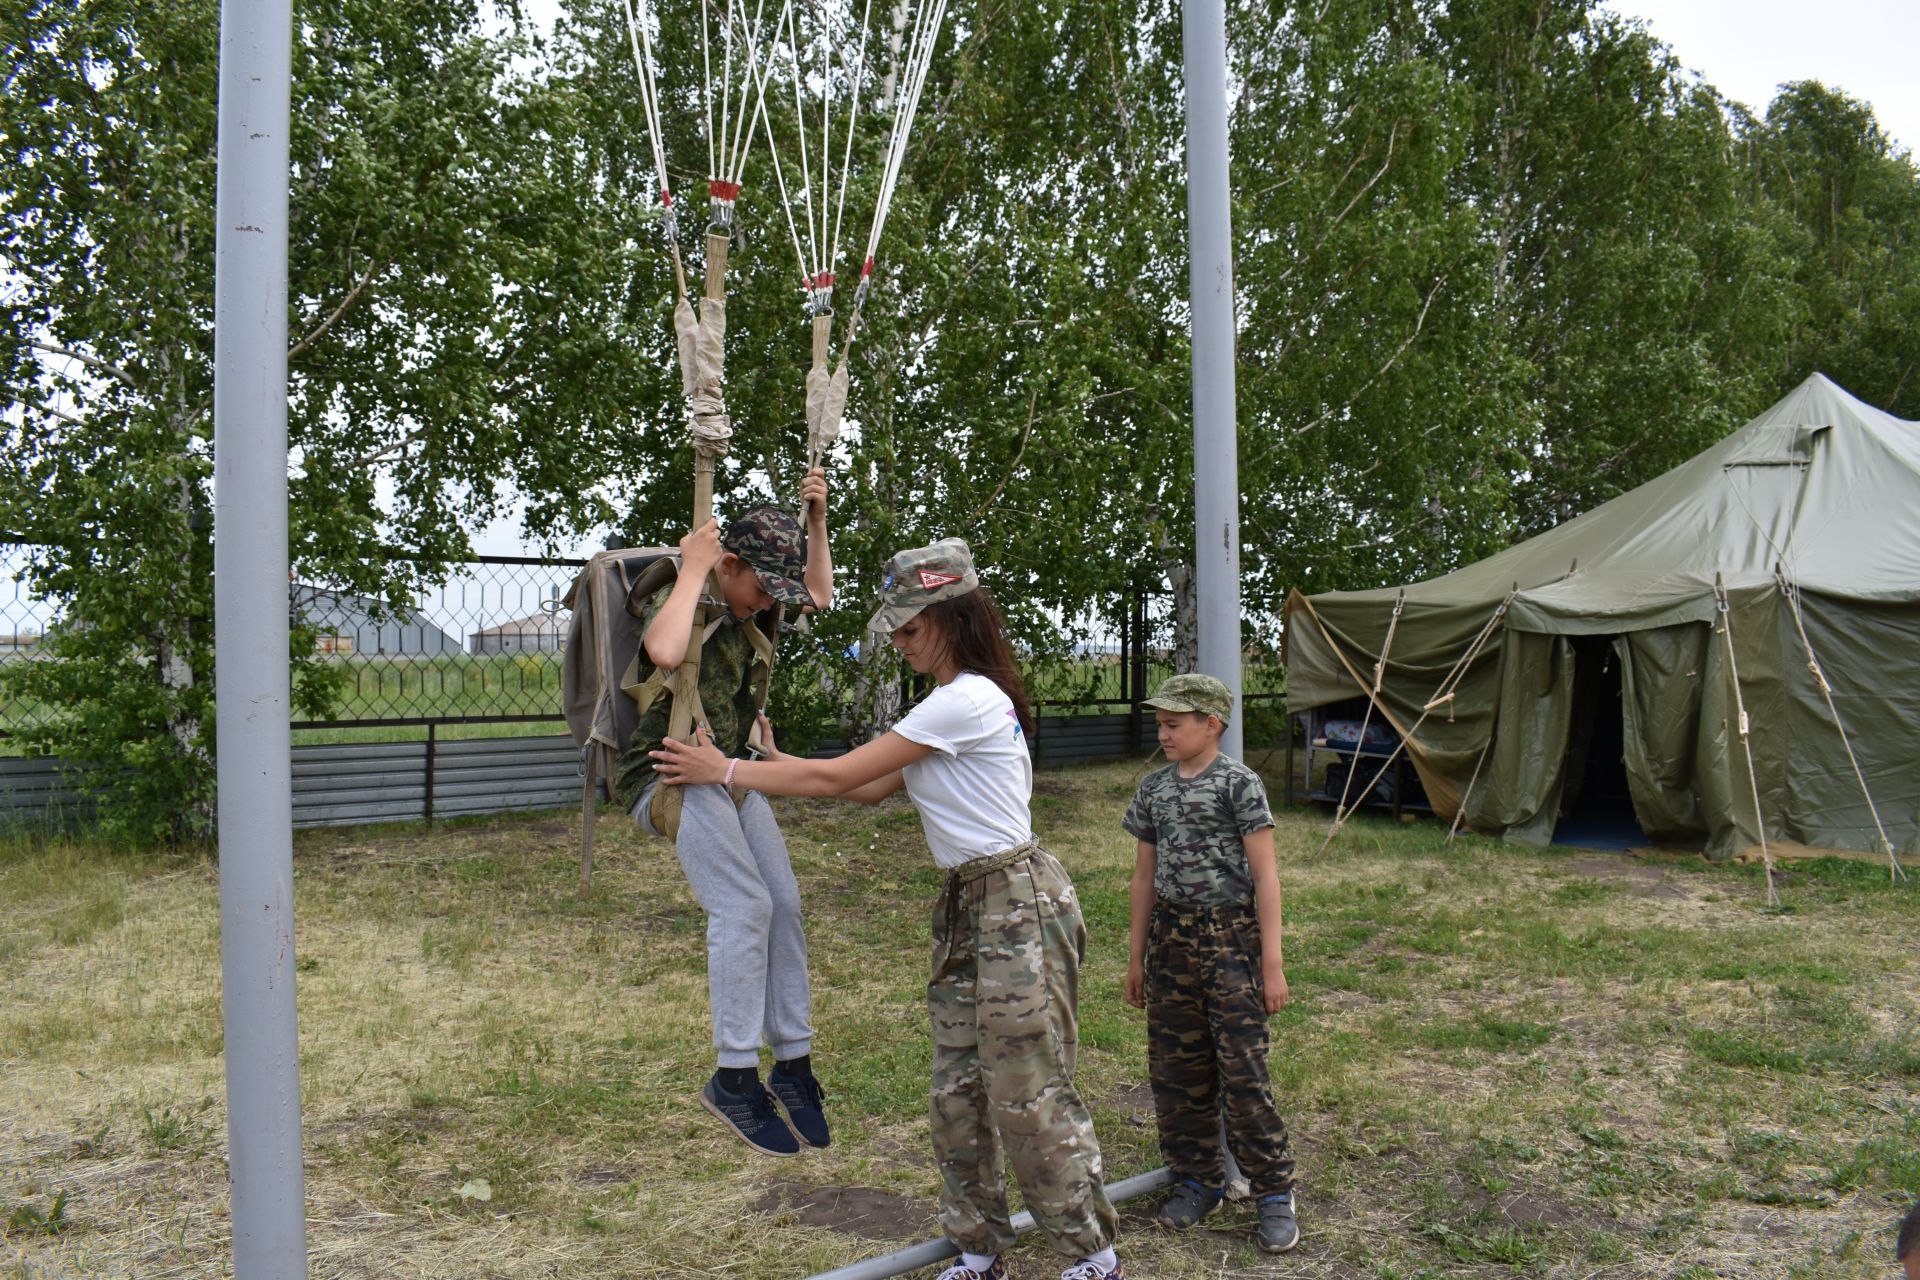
xmin=1256 ymin=1190 xmax=1299 ymax=1253
xmin=1153 ymin=1178 xmax=1222 ymax=1230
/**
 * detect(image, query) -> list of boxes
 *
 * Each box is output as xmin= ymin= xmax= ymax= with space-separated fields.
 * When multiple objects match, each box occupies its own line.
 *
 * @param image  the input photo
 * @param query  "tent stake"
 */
xmin=799 ymin=1169 xmax=1172 ymax=1280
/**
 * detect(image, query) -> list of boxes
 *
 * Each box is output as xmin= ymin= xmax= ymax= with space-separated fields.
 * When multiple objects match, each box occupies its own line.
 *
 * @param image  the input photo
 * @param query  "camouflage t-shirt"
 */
xmin=1121 ymin=755 xmax=1274 ymax=908
xmin=612 ymin=589 xmax=767 ymax=810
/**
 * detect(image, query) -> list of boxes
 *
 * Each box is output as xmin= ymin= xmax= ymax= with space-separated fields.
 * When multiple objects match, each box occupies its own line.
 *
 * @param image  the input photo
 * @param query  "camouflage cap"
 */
xmin=1144 ymin=673 xmax=1233 ymax=723
xmin=722 ymin=505 xmax=814 ymax=608
xmin=865 ymin=537 xmax=979 ymax=633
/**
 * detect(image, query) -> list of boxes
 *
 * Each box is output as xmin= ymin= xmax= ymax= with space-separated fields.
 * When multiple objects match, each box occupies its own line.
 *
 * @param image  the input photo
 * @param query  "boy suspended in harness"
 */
xmin=614 ymin=469 xmax=834 ymax=1158
xmin=1122 ymin=673 xmax=1300 ymax=1254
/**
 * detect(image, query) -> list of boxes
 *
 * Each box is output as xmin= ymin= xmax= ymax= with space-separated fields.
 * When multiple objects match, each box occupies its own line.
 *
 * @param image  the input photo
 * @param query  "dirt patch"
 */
xmin=755 ymin=1180 xmax=936 ymax=1240
xmin=1462 ymin=1186 xmax=1596 ymax=1231
xmin=1098 ymin=1082 xmax=1155 ymax=1126
xmin=575 ymin=1166 xmax=632 ymax=1185
xmin=1563 ymin=855 xmax=1692 ymax=900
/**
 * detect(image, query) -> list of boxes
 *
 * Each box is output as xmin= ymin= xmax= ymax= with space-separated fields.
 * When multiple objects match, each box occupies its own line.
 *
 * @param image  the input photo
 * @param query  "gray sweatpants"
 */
xmin=636 ymin=781 xmax=813 ymax=1069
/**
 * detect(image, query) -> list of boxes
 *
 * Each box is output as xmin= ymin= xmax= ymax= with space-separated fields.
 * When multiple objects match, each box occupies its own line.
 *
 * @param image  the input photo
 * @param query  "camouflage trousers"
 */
xmin=1146 ymin=900 xmax=1295 ymax=1197
xmin=928 ymin=846 xmax=1118 ymax=1259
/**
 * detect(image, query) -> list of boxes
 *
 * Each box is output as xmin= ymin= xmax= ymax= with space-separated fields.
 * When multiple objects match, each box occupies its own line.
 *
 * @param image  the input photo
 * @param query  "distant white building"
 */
xmin=292 ymin=585 xmax=461 ymax=657
xmin=469 ymin=612 xmax=564 ymax=654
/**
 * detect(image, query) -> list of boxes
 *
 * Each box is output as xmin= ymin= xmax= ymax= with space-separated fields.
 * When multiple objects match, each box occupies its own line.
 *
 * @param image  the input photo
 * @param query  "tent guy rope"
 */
xmin=1319 ymin=588 xmax=1516 ymax=852
xmin=1714 ymin=575 xmax=1778 ymax=907
xmin=1775 ymin=569 xmax=1907 ymax=883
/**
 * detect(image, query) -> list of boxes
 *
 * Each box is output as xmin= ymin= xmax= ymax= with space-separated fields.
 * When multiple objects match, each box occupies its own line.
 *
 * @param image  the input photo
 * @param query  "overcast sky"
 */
xmin=1607 ymin=0 xmax=1918 ymax=151
xmin=472 ymin=0 xmax=1917 ymax=556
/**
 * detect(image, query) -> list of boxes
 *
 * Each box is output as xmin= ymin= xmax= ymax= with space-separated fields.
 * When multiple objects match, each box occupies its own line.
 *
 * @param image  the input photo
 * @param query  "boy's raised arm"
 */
xmin=643 ymin=520 xmax=723 ymax=671
xmin=800 ymin=466 xmax=833 ymax=610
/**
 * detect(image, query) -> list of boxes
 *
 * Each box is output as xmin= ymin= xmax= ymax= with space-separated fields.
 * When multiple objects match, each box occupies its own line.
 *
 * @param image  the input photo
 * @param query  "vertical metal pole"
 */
xmin=214 ymin=0 xmax=308 ymax=1271
xmin=1181 ymin=0 xmax=1243 ymax=759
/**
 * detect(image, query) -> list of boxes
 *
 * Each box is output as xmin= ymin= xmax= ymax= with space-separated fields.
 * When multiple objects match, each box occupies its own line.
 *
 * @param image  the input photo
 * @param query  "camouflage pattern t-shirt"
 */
xmin=1122 ymin=755 xmax=1274 ymax=908
xmin=612 ymin=589 xmax=766 ymax=810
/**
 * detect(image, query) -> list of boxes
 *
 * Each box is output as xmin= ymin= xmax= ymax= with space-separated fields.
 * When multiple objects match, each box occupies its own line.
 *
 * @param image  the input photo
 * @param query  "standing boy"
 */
xmin=614 ymin=468 xmax=834 ymax=1158
xmin=1121 ymin=673 xmax=1298 ymax=1252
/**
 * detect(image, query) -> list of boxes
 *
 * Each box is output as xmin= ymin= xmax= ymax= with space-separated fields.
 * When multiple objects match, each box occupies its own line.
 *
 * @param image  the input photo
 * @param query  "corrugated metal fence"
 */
xmin=2 ymin=711 xmax=1161 ymax=830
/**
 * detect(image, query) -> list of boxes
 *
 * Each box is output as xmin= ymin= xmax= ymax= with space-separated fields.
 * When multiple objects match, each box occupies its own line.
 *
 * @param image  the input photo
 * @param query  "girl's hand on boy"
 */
xmin=1263 ymin=962 xmax=1290 ymax=1015
xmin=651 ymin=726 xmax=729 ymax=786
xmin=754 ymin=713 xmax=790 ymax=762
xmin=679 ymin=520 xmax=724 ymax=575
xmin=800 ymin=467 xmax=828 ymax=525
xmin=1124 ymin=961 xmax=1146 ymax=1009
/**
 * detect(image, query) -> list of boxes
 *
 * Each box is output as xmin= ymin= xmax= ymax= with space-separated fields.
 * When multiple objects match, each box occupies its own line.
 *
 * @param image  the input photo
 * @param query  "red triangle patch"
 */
xmin=918 ymin=569 xmax=961 ymax=590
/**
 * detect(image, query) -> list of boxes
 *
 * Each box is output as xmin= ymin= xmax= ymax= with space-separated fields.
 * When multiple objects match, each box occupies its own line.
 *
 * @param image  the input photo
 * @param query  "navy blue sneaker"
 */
xmin=699 ymin=1074 xmax=799 ymax=1157
xmin=767 ymin=1064 xmax=831 ymax=1148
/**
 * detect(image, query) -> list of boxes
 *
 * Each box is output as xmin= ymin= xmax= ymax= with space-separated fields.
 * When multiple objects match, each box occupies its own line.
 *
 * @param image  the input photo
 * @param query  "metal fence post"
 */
xmin=424 ymin=722 xmax=436 ymax=824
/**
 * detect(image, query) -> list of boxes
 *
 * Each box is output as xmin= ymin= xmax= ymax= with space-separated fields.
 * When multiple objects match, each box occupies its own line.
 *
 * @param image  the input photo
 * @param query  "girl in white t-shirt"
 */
xmin=652 ymin=538 xmax=1124 ymax=1280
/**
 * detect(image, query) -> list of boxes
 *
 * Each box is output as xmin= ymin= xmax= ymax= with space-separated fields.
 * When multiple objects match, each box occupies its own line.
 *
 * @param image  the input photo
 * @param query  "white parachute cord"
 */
xmin=749 ymin=36 xmax=815 ymax=297
xmin=864 ymin=0 xmax=944 ymax=270
xmin=618 ymin=0 xmax=671 ymax=200
xmin=830 ymin=0 xmax=875 ymax=272
xmin=871 ymin=0 xmax=926 ymax=236
xmin=819 ymin=0 xmax=833 ymax=290
xmin=782 ymin=0 xmax=824 ymax=294
xmin=702 ymin=0 xmax=716 ymax=178
xmin=724 ymin=0 xmax=780 ymax=182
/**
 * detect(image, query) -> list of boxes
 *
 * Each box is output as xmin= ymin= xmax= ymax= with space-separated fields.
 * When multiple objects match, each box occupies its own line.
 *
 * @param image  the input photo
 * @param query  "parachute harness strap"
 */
xmin=1775 ymin=569 xmax=1905 ymax=883
xmin=1320 ymin=588 xmax=1515 ymax=854
xmin=1716 ymin=577 xmax=1777 ymax=906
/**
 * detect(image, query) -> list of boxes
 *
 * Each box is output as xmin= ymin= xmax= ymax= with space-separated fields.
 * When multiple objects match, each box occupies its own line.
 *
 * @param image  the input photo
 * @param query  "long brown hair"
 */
xmin=918 ymin=586 xmax=1035 ymax=736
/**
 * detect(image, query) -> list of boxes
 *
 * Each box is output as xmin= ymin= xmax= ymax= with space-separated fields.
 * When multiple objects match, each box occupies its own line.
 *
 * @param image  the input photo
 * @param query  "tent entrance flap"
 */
xmin=1550 ymin=636 xmax=1646 ymax=850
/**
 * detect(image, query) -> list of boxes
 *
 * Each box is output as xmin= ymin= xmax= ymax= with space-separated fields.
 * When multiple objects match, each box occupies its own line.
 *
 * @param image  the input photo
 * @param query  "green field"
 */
xmin=4 ymin=761 xmax=1917 ymax=1278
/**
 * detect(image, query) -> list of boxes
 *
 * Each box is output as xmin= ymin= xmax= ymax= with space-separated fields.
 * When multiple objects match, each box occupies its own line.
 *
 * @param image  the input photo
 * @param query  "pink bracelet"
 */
xmin=724 ymin=758 xmax=739 ymax=789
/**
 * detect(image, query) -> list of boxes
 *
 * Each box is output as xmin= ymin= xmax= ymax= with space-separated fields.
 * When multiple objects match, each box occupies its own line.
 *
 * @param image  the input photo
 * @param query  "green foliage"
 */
xmin=1 ymin=0 xmax=658 ymax=838
xmin=7 ymin=0 xmax=1920 ymax=835
xmin=4 ymin=1188 xmax=70 ymax=1238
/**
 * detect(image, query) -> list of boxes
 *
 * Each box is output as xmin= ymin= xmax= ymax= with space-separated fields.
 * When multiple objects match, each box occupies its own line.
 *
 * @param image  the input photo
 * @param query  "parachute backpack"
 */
xmin=563 ymin=0 xmax=951 ymax=887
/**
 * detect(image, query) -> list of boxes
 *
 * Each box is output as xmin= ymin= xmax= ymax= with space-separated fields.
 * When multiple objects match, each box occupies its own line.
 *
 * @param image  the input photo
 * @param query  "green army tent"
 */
xmin=1284 ymin=374 xmax=1918 ymax=867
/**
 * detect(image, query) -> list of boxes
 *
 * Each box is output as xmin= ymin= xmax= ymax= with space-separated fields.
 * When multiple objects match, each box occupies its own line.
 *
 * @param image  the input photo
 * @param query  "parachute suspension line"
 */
xmin=718 ymin=0 xmax=782 ymax=203
xmin=846 ymin=0 xmax=946 ymax=349
xmin=743 ymin=4 xmax=814 ymax=297
xmin=1319 ymin=589 xmax=1516 ymax=853
xmin=1714 ymin=576 xmax=1777 ymax=907
xmin=1775 ymin=570 xmax=1906 ymax=883
xmin=782 ymin=0 xmax=825 ymax=309
xmin=831 ymin=0 xmax=876 ymax=278
xmin=1326 ymin=590 xmax=1403 ymax=841
xmin=618 ymin=0 xmax=688 ymax=299
xmin=818 ymin=0 xmax=835 ymax=311
xmin=701 ymin=0 xmax=716 ymax=181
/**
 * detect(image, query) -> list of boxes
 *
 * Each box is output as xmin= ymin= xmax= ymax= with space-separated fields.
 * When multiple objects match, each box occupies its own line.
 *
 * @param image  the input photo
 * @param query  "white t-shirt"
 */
xmin=891 ymin=672 xmax=1035 ymax=869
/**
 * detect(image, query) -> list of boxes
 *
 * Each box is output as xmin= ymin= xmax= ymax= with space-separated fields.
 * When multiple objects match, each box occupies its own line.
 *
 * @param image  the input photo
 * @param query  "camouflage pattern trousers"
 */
xmin=1146 ymin=900 xmax=1295 ymax=1197
xmin=928 ymin=846 xmax=1119 ymax=1259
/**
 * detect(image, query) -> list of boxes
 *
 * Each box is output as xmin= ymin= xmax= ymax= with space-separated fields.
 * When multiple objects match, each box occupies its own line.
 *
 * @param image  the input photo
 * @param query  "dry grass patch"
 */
xmin=4 ymin=763 xmax=1919 ymax=1278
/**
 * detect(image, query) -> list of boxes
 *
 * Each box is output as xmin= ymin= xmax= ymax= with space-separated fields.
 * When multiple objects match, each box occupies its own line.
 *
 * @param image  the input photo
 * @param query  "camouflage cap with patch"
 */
xmin=723 ymin=505 xmax=814 ymax=607
xmin=866 ymin=537 xmax=979 ymax=634
xmin=1144 ymin=672 xmax=1234 ymax=723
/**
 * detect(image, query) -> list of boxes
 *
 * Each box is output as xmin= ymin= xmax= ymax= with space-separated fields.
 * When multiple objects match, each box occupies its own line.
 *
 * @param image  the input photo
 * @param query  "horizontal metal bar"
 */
xmin=801 ymin=1168 xmax=1171 ymax=1280
xmin=291 ymin=715 xmax=566 ymax=730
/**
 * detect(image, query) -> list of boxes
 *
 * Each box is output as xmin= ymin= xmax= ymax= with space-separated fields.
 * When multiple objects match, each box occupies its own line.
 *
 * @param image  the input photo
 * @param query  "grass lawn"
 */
xmin=3 ymin=760 xmax=1918 ymax=1279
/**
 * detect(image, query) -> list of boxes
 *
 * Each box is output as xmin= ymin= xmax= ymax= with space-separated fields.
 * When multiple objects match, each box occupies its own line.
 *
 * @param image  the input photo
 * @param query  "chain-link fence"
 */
xmin=0 ymin=545 xmax=57 ymax=740
xmin=290 ymin=555 xmax=584 ymax=729
xmin=2 ymin=549 xmax=1285 ymax=744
